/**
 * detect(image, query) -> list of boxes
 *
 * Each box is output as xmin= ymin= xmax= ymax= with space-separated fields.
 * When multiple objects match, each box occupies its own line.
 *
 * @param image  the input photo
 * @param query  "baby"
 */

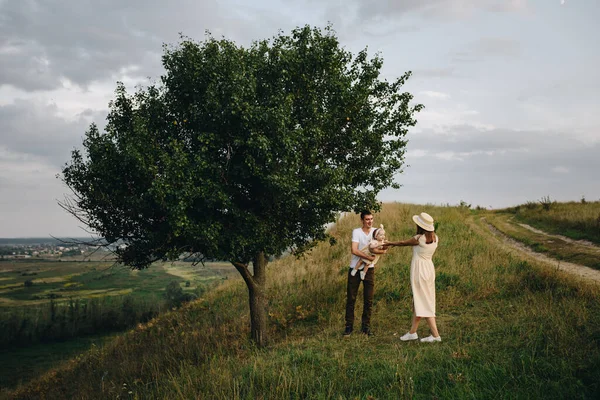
xmin=351 ymin=224 xmax=388 ymax=280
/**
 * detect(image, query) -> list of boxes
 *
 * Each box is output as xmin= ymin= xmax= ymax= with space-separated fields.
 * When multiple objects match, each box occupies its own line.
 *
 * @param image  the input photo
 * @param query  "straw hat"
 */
xmin=413 ymin=212 xmax=434 ymax=231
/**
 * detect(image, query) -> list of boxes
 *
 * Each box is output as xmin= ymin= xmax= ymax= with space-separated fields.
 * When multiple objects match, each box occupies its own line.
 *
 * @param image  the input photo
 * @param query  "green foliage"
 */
xmin=60 ymin=24 xmax=422 ymax=269
xmin=164 ymin=281 xmax=184 ymax=305
xmin=458 ymin=200 xmax=471 ymax=209
xmin=164 ymin=281 xmax=197 ymax=307
xmin=539 ymin=195 xmax=553 ymax=211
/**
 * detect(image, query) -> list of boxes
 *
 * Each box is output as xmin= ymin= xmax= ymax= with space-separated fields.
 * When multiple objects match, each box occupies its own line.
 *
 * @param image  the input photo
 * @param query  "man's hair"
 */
xmin=360 ymin=210 xmax=372 ymax=220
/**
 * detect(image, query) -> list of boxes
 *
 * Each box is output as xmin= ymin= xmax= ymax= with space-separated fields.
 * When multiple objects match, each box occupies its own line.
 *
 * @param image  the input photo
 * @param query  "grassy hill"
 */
xmin=5 ymin=203 xmax=600 ymax=399
xmin=485 ymin=200 xmax=600 ymax=270
xmin=503 ymin=200 xmax=600 ymax=245
xmin=0 ymin=260 xmax=235 ymax=389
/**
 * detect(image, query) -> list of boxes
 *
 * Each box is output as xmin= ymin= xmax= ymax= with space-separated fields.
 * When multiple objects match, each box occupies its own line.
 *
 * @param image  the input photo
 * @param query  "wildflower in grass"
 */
xmin=448 ymin=373 xmax=465 ymax=383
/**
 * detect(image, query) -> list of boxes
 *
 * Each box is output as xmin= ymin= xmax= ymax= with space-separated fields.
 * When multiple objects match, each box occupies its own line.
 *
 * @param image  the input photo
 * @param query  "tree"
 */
xmin=60 ymin=25 xmax=423 ymax=347
xmin=164 ymin=281 xmax=196 ymax=307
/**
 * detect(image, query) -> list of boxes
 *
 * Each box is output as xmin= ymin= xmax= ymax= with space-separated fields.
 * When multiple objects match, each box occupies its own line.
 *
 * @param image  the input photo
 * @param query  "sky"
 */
xmin=0 ymin=0 xmax=598 ymax=237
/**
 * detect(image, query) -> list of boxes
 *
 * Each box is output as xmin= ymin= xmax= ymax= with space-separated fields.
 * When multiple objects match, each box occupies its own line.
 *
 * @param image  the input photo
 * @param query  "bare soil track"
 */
xmin=474 ymin=217 xmax=600 ymax=284
xmin=516 ymin=221 xmax=600 ymax=253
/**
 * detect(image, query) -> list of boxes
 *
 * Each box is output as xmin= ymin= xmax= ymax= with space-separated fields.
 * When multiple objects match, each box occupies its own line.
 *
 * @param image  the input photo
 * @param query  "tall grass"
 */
xmin=0 ymin=295 xmax=163 ymax=349
xmin=7 ymin=203 xmax=600 ymax=399
xmin=510 ymin=200 xmax=600 ymax=244
xmin=484 ymin=212 xmax=600 ymax=270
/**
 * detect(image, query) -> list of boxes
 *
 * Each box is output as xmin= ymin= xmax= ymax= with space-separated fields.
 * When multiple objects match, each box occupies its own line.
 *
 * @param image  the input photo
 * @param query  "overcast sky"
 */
xmin=0 ymin=0 xmax=598 ymax=237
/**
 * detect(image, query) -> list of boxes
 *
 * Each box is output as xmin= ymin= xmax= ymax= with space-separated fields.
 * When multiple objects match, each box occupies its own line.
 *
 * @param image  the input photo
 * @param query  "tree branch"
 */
xmin=231 ymin=261 xmax=256 ymax=290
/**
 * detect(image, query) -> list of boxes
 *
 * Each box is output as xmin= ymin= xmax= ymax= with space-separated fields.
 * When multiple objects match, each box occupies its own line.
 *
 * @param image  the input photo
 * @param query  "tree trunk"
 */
xmin=249 ymin=251 xmax=268 ymax=347
xmin=248 ymin=284 xmax=267 ymax=346
xmin=232 ymin=252 xmax=268 ymax=347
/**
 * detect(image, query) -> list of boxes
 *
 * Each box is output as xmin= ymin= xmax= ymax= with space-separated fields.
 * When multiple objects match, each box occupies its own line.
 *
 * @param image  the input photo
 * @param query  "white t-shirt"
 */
xmin=350 ymin=227 xmax=375 ymax=269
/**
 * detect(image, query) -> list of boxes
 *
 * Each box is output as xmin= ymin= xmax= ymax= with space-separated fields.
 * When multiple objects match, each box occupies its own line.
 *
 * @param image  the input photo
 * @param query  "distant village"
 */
xmin=0 ymin=239 xmax=115 ymax=260
xmin=0 ymin=239 xmax=208 ymax=262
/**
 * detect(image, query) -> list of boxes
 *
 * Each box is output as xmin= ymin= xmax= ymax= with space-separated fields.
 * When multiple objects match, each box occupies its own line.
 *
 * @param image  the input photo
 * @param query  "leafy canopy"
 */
xmin=62 ymin=25 xmax=423 ymax=268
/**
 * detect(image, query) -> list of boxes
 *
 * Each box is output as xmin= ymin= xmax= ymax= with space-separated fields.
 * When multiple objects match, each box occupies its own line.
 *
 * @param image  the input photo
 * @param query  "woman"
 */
xmin=388 ymin=212 xmax=441 ymax=343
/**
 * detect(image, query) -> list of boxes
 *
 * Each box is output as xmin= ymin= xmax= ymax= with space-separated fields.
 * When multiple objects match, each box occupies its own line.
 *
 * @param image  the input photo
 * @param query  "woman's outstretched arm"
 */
xmin=385 ymin=237 xmax=419 ymax=247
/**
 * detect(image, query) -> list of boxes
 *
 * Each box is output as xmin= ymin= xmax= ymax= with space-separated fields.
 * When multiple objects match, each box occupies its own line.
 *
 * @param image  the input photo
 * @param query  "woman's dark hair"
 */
xmin=416 ymin=225 xmax=436 ymax=244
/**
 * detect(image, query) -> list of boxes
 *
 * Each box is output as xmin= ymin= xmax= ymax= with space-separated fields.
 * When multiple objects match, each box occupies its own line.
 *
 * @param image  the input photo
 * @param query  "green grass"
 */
xmin=0 ymin=260 xmax=235 ymax=392
xmin=485 ymin=212 xmax=600 ymax=270
xmin=6 ymin=203 xmax=600 ymax=399
xmin=506 ymin=200 xmax=600 ymax=244
xmin=0 ymin=332 xmax=117 ymax=390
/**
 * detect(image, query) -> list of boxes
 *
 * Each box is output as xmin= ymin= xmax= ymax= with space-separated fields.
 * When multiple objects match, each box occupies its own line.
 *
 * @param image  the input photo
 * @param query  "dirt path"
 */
xmin=515 ymin=221 xmax=600 ymax=253
xmin=477 ymin=217 xmax=600 ymax=284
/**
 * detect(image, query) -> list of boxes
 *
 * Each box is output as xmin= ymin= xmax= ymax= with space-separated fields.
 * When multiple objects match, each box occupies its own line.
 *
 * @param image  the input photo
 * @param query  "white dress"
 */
xmin=410 ymin=234 xmax=438 ymax=317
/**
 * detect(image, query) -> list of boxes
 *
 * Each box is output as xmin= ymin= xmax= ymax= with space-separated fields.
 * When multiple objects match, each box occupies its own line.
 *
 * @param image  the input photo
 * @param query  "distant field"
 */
xmin=0 ymin=259 xmax=236 ymax=306
xmin=0 ymin=258 xmax=238 ymax=390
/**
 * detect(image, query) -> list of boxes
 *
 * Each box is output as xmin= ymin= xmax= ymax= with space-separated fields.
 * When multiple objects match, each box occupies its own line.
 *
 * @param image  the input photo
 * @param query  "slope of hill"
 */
xmin=505 ymin=200 xmax=600 ymax=245
xmin=6 ymin=203 xmax=600 ymax=399
xmin=485 ymin=206 xmax=600 ymax=271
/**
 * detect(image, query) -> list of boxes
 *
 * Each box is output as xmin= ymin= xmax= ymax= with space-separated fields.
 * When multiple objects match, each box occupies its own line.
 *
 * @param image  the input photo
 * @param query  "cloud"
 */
xmin=413 ymin=67 xmax=458 ymax=79
xmin=0 ymin=98 xmax=106 ymax=237
xmin=390 ymin=124 xmax=600 ymax=208
xmin=486 ymin=0 xmax=530 ymax=13
xmin=408 ymin=124 xmax=587 ymax=156
xmin=0 ymin=99 xmax=102 ymax=167
xmin=340 ymin=0 xmax=531 ymax=22
xmin=0 ymin=0 xmax=281 ymax=92
xmin=451 ymin=37 xmax=521 ymax=63
xmin=419 ymin=90 xmax=451 ymax=99
xmin=1 ymin=0 xmax=597 ymax=236
xmin=414 ymin=104 xmax=490 ymax=133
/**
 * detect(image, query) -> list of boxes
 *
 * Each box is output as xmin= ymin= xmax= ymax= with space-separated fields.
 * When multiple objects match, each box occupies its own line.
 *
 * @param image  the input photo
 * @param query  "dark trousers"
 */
xmin=344 ymin=267 xmax=375 ymax=330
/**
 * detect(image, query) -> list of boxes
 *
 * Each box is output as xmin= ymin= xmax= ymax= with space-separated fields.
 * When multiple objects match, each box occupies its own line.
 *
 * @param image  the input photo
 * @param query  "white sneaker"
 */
xmin=400 ymin=332 xmax=418 ymax=341
xmin=360 ymin=270 xmax=366 ymax=280
xmin=350 ymin=269 xmax=357 ymax=276
xmin=420 ymin=335 xmax=441 ymax=343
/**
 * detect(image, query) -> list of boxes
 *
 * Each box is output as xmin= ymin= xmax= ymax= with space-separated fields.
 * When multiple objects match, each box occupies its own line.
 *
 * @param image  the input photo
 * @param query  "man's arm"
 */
xmin=351 ymin=242 xmax=375 ymax=261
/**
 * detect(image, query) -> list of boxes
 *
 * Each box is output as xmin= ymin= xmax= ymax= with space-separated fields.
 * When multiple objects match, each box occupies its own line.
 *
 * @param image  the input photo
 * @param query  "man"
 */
xmin=344 ymin=210 xmax=386 ymax=337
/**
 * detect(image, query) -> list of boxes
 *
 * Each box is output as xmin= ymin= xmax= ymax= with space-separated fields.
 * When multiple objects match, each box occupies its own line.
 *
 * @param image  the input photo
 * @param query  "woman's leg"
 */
xmin=425 ymin=317 xmax=440 ymax=337
xmin=409 ymin=314 xmax=421 ymax=334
